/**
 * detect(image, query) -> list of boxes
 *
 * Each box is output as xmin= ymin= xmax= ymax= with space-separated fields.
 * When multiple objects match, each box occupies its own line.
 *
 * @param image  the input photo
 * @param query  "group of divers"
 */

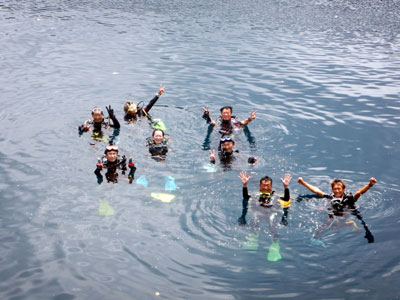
xmin=78 ymin=85 xmax=377 ymax=262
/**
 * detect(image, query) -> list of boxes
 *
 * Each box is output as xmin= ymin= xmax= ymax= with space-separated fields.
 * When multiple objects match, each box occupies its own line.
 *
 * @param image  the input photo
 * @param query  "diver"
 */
xmin=123 ymin=85 xmax=165 ymax=124
xmin=238 ymin=171 xmax=292 ymax=262
xmin=78 ymin=106 xmax=120 ymax=143
xmin=202 ymin=106 xmax=256 ymax=150
xmin=297 ymin=176 xmax=377 ymax=246
xmin=146 ymin=129 xmax=168 ymax=161
xmin=209 ymin=136 xmax=257 ymax=170
xmin=94 ymin=144 xmax=136 ymax=184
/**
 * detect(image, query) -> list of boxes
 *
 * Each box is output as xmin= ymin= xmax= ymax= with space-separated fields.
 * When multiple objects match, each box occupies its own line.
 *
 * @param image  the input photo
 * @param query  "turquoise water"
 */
xmin=1 ymin=1 xmax=400 ymax=299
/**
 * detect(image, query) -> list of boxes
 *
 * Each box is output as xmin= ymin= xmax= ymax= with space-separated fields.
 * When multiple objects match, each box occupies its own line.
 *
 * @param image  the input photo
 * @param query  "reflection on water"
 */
xmin=1 ymin=0 xmax=400 ymax=299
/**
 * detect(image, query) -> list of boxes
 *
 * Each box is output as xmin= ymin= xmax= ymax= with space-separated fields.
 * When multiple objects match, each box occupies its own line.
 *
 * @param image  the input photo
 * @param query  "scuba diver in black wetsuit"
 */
xmin=146 ymin=129 xmax=168 ymax=161
xmin=209 ymin=136 xmax=257 ymax=171
xmin=297 ymin=176 xmax=377 ymax=246
xmin=94 ymin=144 xmax=136 ymax=184
xmin=123 ymin=85 xmax=165 ymax=124
xmin=238 ymin=171 xmax=292 ymax=262
xmin=78 ymin=106 xmax=120 ymax=143
xmin=201 ymin=106 xmax=256 ymax=150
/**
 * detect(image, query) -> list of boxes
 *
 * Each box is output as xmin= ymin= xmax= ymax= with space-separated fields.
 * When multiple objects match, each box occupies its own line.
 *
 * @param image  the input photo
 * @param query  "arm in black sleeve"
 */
xmin=143 ymin=95 xmax=160 ymax=113
xmin=238 ymin=187 xmax=250 ymax=225
xmin=243 ymin=187 xmax=250 ymax=200
xmin=94 ymin=167 xmax=103 ymax=184
xmin=281 ymin=188 xmax=290 ymax=202
xmin=202 ymin=111 xmax=212 ymax=124
xmin=110 ymin=116 xmax=120 ymax=129
xmin=202 ymin=124 xmax=214 ymax=150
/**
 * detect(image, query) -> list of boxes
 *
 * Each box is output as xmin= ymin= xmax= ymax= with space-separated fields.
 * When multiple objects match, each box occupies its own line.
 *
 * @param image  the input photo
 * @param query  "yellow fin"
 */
xmin=151 ymin=192 xmax=175 ymax=203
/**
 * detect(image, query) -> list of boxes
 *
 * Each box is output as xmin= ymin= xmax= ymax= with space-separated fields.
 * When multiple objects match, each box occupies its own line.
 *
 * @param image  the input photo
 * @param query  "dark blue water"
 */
xmin=1 ymin=1 xmax=400 ymax=299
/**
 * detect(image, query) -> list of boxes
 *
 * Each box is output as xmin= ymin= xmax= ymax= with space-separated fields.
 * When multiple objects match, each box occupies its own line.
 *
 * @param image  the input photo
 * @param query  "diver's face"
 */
xmin=92 ymin=113 xmax=103 ymax=123
xmin=105 ymin=150 xmax=118 ymax=162
xmin=127 ymin=109 xmax=137 ymax=116
xmin=332 ymin=183 xmax=345 ymax=198
xmin=221 ymin=108 xmax=232 ymax=121
xmin=221 ymin=141 xmax=234 ymax=153
xmin=259 ymin=180 xmax=272 ymax=193
xmin=153 ymin=131 xmax=164 ymax=144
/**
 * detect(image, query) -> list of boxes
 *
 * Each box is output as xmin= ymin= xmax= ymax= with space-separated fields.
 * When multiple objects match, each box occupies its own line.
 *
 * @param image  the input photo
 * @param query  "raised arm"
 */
xmin=106 ymin=105 xmax=120 ymax=129
xmin=144 ymin=85 xmax=165 ymax=113
xmin=297 ymin=177 xmax=325 ymax=196
xmin=238 ymin=171 xmax=251 ymax=225
xmin=240 ymin=111 xmax=256 ymax=126
xmin=354 ymin=177 xmax=377 ymax=201
xmin=202 ymin=106 xmax=216 ymax=126
xmin=239 ymin=171 xmax=251 ymax=200
xmin=280 ymin=173 xmax=292 ymax=201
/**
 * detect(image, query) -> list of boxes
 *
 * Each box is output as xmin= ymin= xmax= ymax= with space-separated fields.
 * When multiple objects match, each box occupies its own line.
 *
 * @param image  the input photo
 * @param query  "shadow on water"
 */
xmin=1 ymin=0 xmax=400 ymax=299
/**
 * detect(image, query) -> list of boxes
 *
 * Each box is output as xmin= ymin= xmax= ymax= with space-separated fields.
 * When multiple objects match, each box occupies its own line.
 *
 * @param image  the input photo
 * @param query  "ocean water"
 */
xmin=1 ymin=1 xmax=400 ymax=299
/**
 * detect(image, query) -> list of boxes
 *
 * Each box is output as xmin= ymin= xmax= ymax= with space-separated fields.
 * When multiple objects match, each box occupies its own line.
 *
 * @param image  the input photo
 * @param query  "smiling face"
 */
xmin=221 ymin=108 xmax=232 ymax=121
xmin=259 ymin=179 xmax=273 ymax=193
xmin=221 ymin=140 xmax=234 ymax=153
xmin=92 ymin=112 xmax=103 ymax=123
xmin=332 ymin=182 xmax=345 ymax=198
xmin=152 ymin=129 xmax=164 ymax=144
xmin=105 ymin=150 xmax=118 ymax=162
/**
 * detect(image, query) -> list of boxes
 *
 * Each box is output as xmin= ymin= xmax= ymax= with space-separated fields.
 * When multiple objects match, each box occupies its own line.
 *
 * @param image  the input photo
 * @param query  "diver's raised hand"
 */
xmin=248 ymin=110 xmax=257 ymax=121
xmin=209 ymin=149 xmax=216 ymax=162
xmin=106 ymin=105 xmax=115 ymax=119
xmin=239 ymin=171 xmax=251 ymax=187
xmin=280 ymin=173 xmax=292 ymax=189
xmin=158 ymin=85 xmax=165 ymax=96
xmin=369 ymin=177 xmax=377 ymax=187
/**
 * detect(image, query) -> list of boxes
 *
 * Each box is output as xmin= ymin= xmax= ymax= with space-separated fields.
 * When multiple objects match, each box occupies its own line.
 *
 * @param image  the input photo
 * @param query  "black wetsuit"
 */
xmin=323 ymin=193 xmax=357 ymax=213
xmin=94 ymin=155 xmax=133 ymax=184
xmin=147 ymin=137 xmax=168 ymax=160
xmin=239 ymin=187 xmax=290 ymax=228
xmin=202 ymin=113 xmax=256 ymax=151
xmin=297 ymin=193 xmax=374 ymax=243
xmin=213 ymin=150 xmax=238 ymax=169
xmin=124 ymin=94 xmax=161 ymax=123
xmin=79 ymin=116 xmax=120 ymax=143
xmin=211 ymin=149 xmax=256 ymax=171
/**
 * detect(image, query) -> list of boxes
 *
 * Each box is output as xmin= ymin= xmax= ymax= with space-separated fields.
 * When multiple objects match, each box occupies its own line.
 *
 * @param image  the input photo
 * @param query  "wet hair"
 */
xmin=220 ymin=106 xmax=233 ymax=113
xmin=331 ymin=178 xmax=346 ymax=189
xmin=124 ymin=101 xmax=137 ymax=114
xmin=260 ymin=176 xmax=272 ymax=185
xmin=152 ymin=129 xmax=165 ymax=137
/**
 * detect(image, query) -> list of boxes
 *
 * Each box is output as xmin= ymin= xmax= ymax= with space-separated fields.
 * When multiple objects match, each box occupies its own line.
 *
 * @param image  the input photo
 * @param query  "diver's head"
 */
xmin=220 ymin=136 xmax=234 ymax=153
xmin=259 ymin=176 xmax=273 ymax=193
xmin=92 ymin=107 xmax=103 ymax=123
xmin=124 ymin=101 xmax=138 ymax=116
xmin=104 ymin=144 xmax=118 ymax=162
xmin=152 ymin=129 xmax=165 ymax=144
xmin=220 ymin=106 xmax=233 ymax=121
xmin=331 ymin=178 xmax=346 ymax=198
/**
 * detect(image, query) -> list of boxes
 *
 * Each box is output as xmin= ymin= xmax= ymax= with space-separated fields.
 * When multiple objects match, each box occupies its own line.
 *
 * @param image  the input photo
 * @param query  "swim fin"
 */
xmin=242 ymin=233 xmax=259 ymax=252
xmin=136 ymin=175 xmax=148 ymax=187
xmin=310 ymin=237 xmax=327 ymax=248
xmin=267 ymin=242 xmax=282 ymax=262
xmin=151 ymin=193 xmax=175 ymax=203
xmin=165 ymin=176 xmax=176 ymax=191
xmin=98 ymin=200 xmax=115 ymax=216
